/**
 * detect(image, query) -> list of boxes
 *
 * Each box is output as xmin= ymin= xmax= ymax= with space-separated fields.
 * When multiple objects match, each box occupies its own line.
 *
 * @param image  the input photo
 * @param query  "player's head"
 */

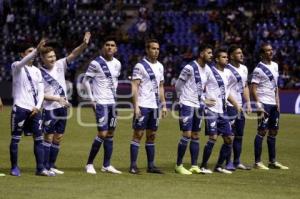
xmin=40 ymin=46 xmax=57 ymax=68
xmin=18 ymin=42 xmax=35 ymax=65
xmin=101 ymin=36 xmax=117 ymax=58
xmin=259 ymin=43 xmax=273 ymax=61
xmin=228 ymin=44 xmax=243 ymax=64
xmin=198 ymin=44 xmax=213 ymax=64
xmin=214 ymin=48 xmax=228 ymax=67
xmin=145 ymin=39 xmax=159 ymax=61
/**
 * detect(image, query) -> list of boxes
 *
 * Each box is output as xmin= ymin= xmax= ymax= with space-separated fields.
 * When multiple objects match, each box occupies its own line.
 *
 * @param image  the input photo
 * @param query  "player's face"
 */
xmin=203 ymin=48 xmax=213 ymax=63
xmin=102 ymin=41 xmax=117 ymax=57
xmin=41 ymin=51 xmax=57 ymax=68
xmin=231 ymin=48 xmax=244 ymax=63
xmin=146 ymin=42 xmax=159 ymax=60
xmin=21 ymin=47 xmax=35 ymax=65
xmin=262 ymin=45 xmax=273 ymax=60
xmin=216 ymin=52 xmax=228 ymax=67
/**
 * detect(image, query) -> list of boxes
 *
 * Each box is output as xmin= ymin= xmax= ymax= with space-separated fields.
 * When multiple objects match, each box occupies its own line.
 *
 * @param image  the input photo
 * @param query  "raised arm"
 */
xmin=66 ymin=32 xmax=91 ymax=63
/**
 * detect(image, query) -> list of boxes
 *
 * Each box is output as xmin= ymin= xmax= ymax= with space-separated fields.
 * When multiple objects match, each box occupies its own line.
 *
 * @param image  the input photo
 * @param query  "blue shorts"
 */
xmin=258 ymin=103 xmax=280 ymax=131
xmin=95 ymin=104 xmax=117 ymax=131
xmin=11 ymin=105 xmax=42 ymax=137
xmin=132 ymin=107 xmax=159 ymax=131
xmin=227 ymin=106 xmax=245 ymax=137
xmin=179 ymin=104 xmax=204 ymax=132
xmin=204 ymin=108 xmax=232 ymax=136
xmin=42 ymin=107 xmax=68 ymax=134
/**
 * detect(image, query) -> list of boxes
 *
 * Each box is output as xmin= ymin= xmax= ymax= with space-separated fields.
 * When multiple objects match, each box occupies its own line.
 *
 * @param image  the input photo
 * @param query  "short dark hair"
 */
xmin=198 ymin=44 xmax=213 ymax=54
xmin=18 ymin=42 xmax=34 ymax=53
xmin=145 ymin=39 xmax=159 ymax=49
xmin=259 ymin=43 xmax=271 ymax=55
xmin=214 ymin=48 xmax=228 ymax=58
xmin=228 ymin=44 xmax=241 ymax=56
xmin=101 ymin=36 xmax=117 ymax=47
xmin=40 ymin=46 xmax=55 ymax=56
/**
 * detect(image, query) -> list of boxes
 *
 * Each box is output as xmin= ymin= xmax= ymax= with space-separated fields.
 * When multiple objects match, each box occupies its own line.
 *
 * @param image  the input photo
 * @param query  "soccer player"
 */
xmin=40 ymin=32 xmax=91 ymax=174
xmin=174 ymin=44 xmax=215 ymax=175
xmin=10 ymin=39 xmax=55 ymax=176
xmin=200 ymin=48 xmax=242 ymax=174
xmin=129 ymin=39 xmax=167 ymax=174
xmin=251 ymin=43 xmax=289 ymax=170
xmin=225 ymin=45 xmax=252 ymax=171
xmin=0 ymin=97 xmax=4 ymax=176
xmin=84 ymin=37 xmax=122 ymax=174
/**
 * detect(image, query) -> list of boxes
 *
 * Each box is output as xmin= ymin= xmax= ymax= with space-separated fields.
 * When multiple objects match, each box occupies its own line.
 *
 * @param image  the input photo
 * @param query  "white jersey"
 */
xmin=251 ymin=61 xmax=278 ymax=105
xmin=11 ymin=50 xmax=44 ymax=110
xmin=177 ymin=61 xmax=211 ymax=107
xmin=205 ymin=66 xmax=234 ymax=113
xmin=227 ymin=63 xmax=248 ymax=107
xmin=42 ymin=58 xmax=68 ymax=110
xmin=132 ymin=58 xmax=164 ymax=109
xmin=85 ymin=56 xmax=121 ymax=104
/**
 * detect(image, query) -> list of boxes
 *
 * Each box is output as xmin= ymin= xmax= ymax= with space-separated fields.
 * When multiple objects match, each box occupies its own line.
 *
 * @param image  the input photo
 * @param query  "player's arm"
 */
xmin=82 ymin=75 xmax=96 ymax=109
xmin=159 ymin=81 xmax=167 ymax=118
xmin=13 ymin=39 xmax=46 ymax=70
xmin=30 ymin=75 xmax=45 ymax=117
xmin=228 ymin=94 xmax=242 ymax=113
xmin=0 ymin=97 xmax=3 ymax=112
xmin=275 ymin=87 xmax=280 ymax=112
xmin=66 ymin=32 xmax=91 ymax=63
xmin=44 ymin=95 xmax=69 ymax=107
xmin=175 ymin=78 xmax=185 ymax=98
xmin=243 ymin=84 xmax=252 ymax=114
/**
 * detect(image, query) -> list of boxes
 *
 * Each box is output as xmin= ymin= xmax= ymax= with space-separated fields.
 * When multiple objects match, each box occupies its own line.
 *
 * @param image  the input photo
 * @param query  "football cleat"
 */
xmin=175 ymin=164 xmax=192 ymax=175
xmin=86 ymin=164 xmax=97 ymax=174
xmin=36 ymin=169 xmax=56 ymax=177
xmin=225 ymin=162 xmax=236 ymax=171
xmin=253 ymin=162 xmax=269 ymax=170
xmin=129 ymin=166 xmax=140 ymax=174
xmin=10 ymin=166 xmax=21 ymax=176
xmin=200 ymin=167 xmax=213 ymax=174
xmin=214 ymin=167 xmax=232 ymax=174
xmin=235 ymin=163 xmax=251 ymax=170
xmin=50 ymin=167 xmax=64 ymax=175
xmin=147 ymin=166 xmax=164 ymax=174
xmin=189 ymin=165 xmax=201 ymax=174
xmin=101 ymin=165 xmax=122 ymax=174
xmin=268 ymin=162 xmax=289 ymax=170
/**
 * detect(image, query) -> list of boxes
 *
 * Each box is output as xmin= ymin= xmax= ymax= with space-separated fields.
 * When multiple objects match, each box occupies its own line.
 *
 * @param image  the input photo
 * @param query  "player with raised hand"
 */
xmin=40 ymin=32 xmax=91 ymax=175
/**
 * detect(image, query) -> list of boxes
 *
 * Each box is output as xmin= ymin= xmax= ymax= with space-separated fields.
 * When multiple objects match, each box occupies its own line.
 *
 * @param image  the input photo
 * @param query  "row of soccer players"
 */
xmin=0 ymin=32 xmax=288 ymax=177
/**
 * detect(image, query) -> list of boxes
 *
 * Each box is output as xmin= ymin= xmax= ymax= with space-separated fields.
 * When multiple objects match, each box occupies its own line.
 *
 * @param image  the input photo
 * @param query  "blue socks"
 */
xmin=103 ymin=137 xmax=113 ymax=167
xmin=87 ymin=136 xmax=103 ymax=165
xmin=216 ymin=143 xmax=232 ymax=168
xmin=145 ymin=142 xmax=155 ymax=168
xmin=49 ymin=143 xmax=60 ymax=168
xmin=176 ymin=136 xmax=190 ymax=166
xmin=267 ymin=135 xmax=276 ymax=163
xmin=201 ymin=139 xmax=215 ymax=168
xmin=190 ymin=138 xmax=199 ymax=166
xmin=43 ymin=141 xmax=52 ymax=169
xmin=233 ymin=136 xmax=242 ymax=165
xmin=254 ymin=134 xmax=264 ymax=163
xmin=130 ymin=140 xmax=140 ymax=168
xmin=10 ymin=136 xmax=21 ymax=168
xmin=34 ymin=136 xmax=45 ymax=172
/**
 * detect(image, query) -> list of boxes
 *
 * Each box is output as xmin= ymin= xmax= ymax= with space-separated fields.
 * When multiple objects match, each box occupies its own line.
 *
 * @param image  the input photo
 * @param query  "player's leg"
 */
xmin=254 ymin=104 xmax=270 ymax=170
xmin=48 ymin=107 xmax=67 ymax=174
xmin=225 ymin=106 xmax=237 ymax=170
xmin=145 ymin=108 xmax=163 ymax=174
xmin=200 ymin=109 xmax=217 ymax=174
xmin=86 ymin=104 xmax=108 ymax=174
xmin=267 ymin=106 xmax=288 ymax=169
xmin=175 ymin=104 xmax=193 ymax=174
xmin=42 ymin=109 xmax=55 ymax=170
xmin=101 ymin=104 xmax=121 ymax=174
xmin=129 ymin=107 xmax=148 ymax=174
xmin=9 ymin=105 xmax=29 ymax=176
xmin=31 ymin=112 xmax=55 ymax=176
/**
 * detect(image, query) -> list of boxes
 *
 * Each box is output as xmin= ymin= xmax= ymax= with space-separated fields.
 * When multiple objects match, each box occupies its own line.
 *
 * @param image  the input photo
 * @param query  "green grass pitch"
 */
xmin=0 ymin=106 xmax=299 ymax=199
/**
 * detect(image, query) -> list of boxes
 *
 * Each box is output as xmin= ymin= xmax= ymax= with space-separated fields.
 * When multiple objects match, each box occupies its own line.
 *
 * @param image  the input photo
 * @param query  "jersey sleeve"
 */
xmin=159 ymin=64 xmax=164 ymax=82
xmin=56 ymin=58 xmax=69 ymax=71
xmin=178 ymin=65 xmax=192 ymax=81
xmin=132 ymin=63 xmax=143 ymax=80
xmin=251 ymin=67 xmax=261 ymax=84
xmin=85 ymin=61 xmax=100 ymax=78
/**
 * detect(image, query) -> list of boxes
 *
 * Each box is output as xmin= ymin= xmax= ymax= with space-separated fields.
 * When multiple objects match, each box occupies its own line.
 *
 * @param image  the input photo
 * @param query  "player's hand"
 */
xmin=134 ymin=107 xmax=141 ymax=118
xmin=58 ymin=97 xmax=70 ymax=107
xmin=161 ymin=106 xmax=167 ymax=119
xmin=91 ymin=101 xmax=97 ymax=112
xmin=30 ymin=107 xmax=40 ymax=117
xmin=83 ymin=32 xmax=91 ymax=45
xmin=276 ymin=104 xmax=280 ymax=112
xmin=236 ymin=105 xmax=243 ymax=114
xmin=246 ymin=103 xmax=252 ymax=114
xmin=36 ymin=38 xmax=47 ymax=52
xmin=204 ymin=98 xmax=216 ymax=107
